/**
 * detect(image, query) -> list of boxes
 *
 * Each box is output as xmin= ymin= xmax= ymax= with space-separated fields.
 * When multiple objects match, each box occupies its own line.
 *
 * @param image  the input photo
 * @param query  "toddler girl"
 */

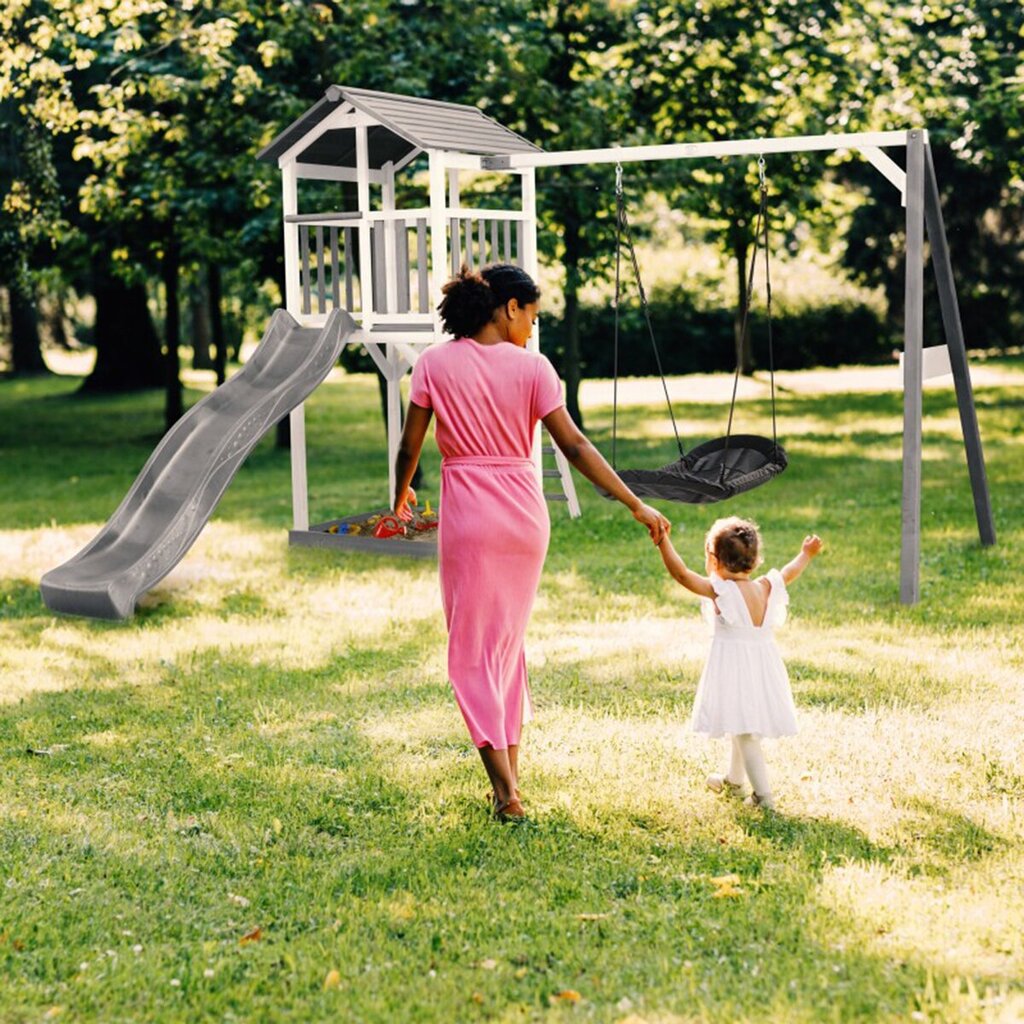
xmin=657 ymin=516 xmax=822 ymax=810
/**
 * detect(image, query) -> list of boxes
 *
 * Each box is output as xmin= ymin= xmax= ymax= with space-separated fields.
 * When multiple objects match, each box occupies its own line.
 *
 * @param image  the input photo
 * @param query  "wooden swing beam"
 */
xmin=486 ymin=128 xmax=996 ymax=605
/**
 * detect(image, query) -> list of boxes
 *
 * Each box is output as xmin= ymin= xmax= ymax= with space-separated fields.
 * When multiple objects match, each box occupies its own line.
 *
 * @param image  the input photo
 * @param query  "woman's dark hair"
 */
xmin=437 ymin=263 xmax=540 ymax=338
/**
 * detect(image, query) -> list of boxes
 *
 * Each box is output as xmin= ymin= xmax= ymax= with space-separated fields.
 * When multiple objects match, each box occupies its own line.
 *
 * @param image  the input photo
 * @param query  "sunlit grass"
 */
xmin=0 ymin=362 xmax=1022 ymax=1021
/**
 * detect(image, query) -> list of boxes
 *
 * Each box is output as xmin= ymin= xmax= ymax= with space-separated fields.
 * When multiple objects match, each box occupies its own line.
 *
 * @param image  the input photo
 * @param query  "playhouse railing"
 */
xmin=286 ymin=208 xmax=527 ymax=322
xmin=287 ymin=212 xmax=362 ymax=318
xmin=448 ymin=208 xmax=524 ymax=274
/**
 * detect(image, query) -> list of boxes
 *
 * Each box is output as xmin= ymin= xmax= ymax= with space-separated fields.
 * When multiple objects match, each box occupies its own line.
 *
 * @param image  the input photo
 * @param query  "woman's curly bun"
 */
xmin=438 ymin=267 xmax=496 ymax=339
xmin=438 ymin=263 xmax=540 ymax=339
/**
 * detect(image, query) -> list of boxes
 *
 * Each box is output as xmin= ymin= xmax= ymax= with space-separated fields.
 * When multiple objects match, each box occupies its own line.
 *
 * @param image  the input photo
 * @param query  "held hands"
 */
xmin=394 ymin=485 xmax=417 ymax=522
xmin=802 ymin=534 xmax=823 ymax=557
xmin=633 ymin=502 xmax=671 ymax=545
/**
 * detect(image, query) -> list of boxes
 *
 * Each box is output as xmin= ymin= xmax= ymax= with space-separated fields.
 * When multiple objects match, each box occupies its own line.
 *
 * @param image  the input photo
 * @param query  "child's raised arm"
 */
xmin=657 ymin=535 xmax=716 ymax=598
xmin=781 ymin=534 xmax=823 ymax=585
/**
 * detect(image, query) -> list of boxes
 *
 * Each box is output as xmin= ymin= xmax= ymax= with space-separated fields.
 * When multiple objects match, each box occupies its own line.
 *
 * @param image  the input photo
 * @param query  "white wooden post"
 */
xmin=520 ymin=168 xmax=539 ymax=336
xmin=520 ymin=167 xmax=545 ymax=486
xmin=381 ymin=162 xmax=403 ymax=506
xmin=382 ymin=161 xmax=397 ymax=315
xmin=387 ymin=353 xmax=402 ymax=508
xmin=447 ymin=168 xmax=460 ymax=275
xmin=428 ymin=152 xmax=447 ymax=339
xmin=356 ymin=125 xmax=374 ymax=328
xmin=282 ymin=159 xmax=310 ymax=532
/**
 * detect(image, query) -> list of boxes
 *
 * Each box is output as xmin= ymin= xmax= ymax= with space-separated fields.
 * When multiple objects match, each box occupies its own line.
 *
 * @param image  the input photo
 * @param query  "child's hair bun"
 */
xmin=706 ymin=516 xmax=763 ymax=573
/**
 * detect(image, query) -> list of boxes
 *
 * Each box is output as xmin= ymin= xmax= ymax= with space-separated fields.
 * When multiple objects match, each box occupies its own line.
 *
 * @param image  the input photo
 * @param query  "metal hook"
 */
xmin=615 ymin=162 xmax=623 ymax=196
xmin=757 ymin=155 xmax=767 ymax=192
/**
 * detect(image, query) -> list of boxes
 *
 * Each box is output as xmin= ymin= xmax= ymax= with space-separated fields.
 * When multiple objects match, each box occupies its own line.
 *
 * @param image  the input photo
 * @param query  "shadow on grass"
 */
xmin=741 ymin=809 xmax=895 ymax=867
xmin=899 ymin=797 xmax=1004 ymax=865
xmin=0 ymin=579 xmax=45 ymax=621
xmin=216 ymin=589 xmax=279 ymax=619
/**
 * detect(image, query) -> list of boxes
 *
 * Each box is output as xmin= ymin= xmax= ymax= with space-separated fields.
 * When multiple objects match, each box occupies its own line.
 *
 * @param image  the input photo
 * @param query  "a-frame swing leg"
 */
xmin=901 ymin=130 xmax=926 ymax=605
xmin=922 ymin=142 xmax=997 ymax=548
xmin=900 ymin=133 xmax=996 ymax=605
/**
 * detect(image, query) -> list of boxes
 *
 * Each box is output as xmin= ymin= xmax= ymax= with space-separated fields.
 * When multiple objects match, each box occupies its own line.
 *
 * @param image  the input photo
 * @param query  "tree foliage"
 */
xmin=1 ymin=0 xmax=1021 ymax=399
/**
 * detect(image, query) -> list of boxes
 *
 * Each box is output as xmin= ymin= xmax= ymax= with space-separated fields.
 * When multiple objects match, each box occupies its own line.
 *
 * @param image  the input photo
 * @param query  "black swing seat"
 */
xmin=598 ymin=434 xmax=787 ymax=504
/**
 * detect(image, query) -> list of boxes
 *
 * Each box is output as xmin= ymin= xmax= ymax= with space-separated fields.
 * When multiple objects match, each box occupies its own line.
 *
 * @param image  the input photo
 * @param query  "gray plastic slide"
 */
xmin=40 ymin=307 xmax=356 ymax=621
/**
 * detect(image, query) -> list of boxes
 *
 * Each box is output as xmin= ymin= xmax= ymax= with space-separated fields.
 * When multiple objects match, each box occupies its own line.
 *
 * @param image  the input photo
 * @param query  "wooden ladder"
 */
xmin=541 ymin=433 xmax=581 ymax=517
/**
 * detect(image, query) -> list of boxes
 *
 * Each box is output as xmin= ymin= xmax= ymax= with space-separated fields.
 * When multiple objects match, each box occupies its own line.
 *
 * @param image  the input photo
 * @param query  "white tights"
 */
xmin=726 ymin=734 xmax=772 ymax=799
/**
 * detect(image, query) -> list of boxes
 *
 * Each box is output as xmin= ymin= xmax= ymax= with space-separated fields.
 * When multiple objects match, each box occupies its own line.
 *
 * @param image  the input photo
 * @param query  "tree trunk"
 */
xmin=209 ymin=262 xmax=226 ymax=386
xmin=163 ymin=237 xmax=183 ymax=431
xmin=189 ymin=277 xmax=214 ymax=370
xmin=8 ymin=284 xmax=49 ymax=376
xmin=0 ymin=287 xmax=9 ymax=367
xmin=560 ymin=198 xmax=585 ymax=429
xmin=41 ymin=289 xmax=74 ymax=349
xmin=81 ymin=270 xmax=163 ymax=392
xmin=733 ymin=234 xmax=754 ymax=376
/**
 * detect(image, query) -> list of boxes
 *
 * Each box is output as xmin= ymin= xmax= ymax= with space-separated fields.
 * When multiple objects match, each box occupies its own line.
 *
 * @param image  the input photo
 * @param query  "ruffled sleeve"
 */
xmin=701 ymin=573 xmax=748 ymax=627
xmin=764 ymin=568 xmax=789 ymax=628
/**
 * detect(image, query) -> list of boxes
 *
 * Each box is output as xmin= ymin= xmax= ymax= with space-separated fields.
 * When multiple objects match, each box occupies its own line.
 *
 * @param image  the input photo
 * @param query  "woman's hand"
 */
xmin=395 ymin=485 xmax=417 ymax=522
xmin=394 ymin=404 xmax=432 ymax=523
xmin=633 ymin=502 xmax=671 ymax=545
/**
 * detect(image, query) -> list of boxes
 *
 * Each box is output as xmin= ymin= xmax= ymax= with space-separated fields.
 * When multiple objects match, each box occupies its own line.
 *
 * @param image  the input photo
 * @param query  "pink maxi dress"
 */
xmin=409 ymin=337 xmax=565 ymax=750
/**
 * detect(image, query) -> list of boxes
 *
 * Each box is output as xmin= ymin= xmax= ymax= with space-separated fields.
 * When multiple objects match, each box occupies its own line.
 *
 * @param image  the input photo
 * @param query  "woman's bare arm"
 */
xmin=393 ymin=401 xmax=433 ymax=518
xmin=541 ymin=405 xmax=670 ymax=544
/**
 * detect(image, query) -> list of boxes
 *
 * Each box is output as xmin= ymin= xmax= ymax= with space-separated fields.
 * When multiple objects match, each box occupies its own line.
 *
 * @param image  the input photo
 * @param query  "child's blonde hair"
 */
xmin=705 ymin=516 xmax=763 ymax=574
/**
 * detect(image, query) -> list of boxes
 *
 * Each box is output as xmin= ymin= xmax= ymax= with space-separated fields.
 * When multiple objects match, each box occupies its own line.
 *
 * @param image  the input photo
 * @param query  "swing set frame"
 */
xmin=484 ymin=128 xmax=996 ymax=606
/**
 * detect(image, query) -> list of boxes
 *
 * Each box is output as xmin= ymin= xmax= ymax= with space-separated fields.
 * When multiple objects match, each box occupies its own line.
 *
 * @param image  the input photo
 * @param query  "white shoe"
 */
xmin=744 ymin=792 xmax=775 ymax=810
xmin=706 ymin=773 xmax=744 ymax=796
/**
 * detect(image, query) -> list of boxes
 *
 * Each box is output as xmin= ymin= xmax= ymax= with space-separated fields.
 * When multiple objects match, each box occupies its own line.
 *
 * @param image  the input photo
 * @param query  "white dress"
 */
xmin=690 ymin=569 xmax=798 ymax=739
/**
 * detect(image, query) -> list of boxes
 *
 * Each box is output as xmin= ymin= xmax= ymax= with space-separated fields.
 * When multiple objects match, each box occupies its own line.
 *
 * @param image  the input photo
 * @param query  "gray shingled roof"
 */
xmin=256 ymin=86 xmax=541 ymax=168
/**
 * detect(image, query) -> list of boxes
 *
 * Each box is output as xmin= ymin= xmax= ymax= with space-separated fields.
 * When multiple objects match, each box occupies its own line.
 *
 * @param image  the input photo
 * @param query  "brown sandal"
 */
xmin=493 ymin=796 xmax=526 ymax=821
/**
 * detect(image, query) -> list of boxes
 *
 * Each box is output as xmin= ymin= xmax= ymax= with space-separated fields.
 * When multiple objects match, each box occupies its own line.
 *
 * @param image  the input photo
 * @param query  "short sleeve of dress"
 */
xmin=409 ymin=352 xmax=432 ymax=409
xmin=765 ymin=569 xmax=790 ymax=628
xmin=702 ymin=574 xmax=746 ymax=628
xmin=532 ymin=355 xmax=564 ymax=420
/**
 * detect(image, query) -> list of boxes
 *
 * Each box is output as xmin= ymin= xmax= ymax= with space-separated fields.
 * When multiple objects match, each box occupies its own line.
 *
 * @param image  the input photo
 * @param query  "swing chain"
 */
xmin=612 ymin=163 xmax=684 ymax=461
xmin=758 ymin=154 xmax=767 ymax=193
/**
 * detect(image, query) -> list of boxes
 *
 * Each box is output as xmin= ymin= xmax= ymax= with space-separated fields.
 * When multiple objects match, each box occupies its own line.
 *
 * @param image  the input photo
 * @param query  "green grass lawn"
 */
xmin=0 ymin=360 xmax=1022 ymax=1023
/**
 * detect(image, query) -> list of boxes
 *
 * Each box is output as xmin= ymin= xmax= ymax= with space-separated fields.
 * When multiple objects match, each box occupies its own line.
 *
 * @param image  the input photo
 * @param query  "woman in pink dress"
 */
xmin=394 ymin=264 xmax=669 ymax=820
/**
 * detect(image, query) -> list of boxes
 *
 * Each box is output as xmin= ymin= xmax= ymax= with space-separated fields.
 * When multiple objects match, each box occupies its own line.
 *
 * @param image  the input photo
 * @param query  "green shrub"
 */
xmin=542 ymin=289 xmax=895 ymax=377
